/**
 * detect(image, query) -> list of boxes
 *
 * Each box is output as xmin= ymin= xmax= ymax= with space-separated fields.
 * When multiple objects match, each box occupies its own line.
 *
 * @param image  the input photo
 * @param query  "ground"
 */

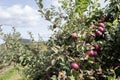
xmin=0 ymin=64 xmax=22 ymax=80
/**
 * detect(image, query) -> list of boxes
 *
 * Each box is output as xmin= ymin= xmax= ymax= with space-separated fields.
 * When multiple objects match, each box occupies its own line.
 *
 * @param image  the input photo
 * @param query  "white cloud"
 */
xmin=0 ymin=5 xmax=53 ymax=41
xmin=0 ymin=5 xmax=42 ymax=27
xmin=52 ymin=0 xmax=61 ymax=7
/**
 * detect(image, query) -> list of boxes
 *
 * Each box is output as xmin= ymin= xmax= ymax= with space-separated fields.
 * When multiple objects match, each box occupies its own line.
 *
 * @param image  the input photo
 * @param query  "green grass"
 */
xmin=0 ymin=66 xmax=31 ymax=80
xmin=0 ymin=68 xmax=16 ymax=80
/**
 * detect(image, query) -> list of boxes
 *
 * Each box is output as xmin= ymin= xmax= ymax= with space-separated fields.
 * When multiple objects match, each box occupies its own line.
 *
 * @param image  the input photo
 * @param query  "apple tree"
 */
xmin=0 ymin=0 xmax=119 ymax=80
xmin=34 ymin=0 xmax=120 ymax=80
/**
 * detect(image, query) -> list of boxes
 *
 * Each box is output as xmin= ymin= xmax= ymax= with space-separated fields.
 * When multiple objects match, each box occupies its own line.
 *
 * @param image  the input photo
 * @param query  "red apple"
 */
xmin=72 ymin=33 xmax=77 ymax=40
xmin=98 ymin=23 xmax=105 ymax=27
xmin=98 ymin=27 xmax=106 ymax=32
xmin=95 ymin=30 xmax=103 ymax=36
xmin=93 ymin=44 xmax=101 ymax=50
xmin=70 ymin=62 xmax=79 ymax=70
xmin=85 ymin=43 xmax=91 ymax=46
xmin=86 ymin=49 xmax=98 ymax=57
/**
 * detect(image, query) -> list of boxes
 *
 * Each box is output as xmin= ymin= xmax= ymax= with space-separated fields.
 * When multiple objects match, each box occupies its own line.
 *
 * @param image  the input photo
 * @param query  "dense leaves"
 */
xmin=0 ymin=0 xmax=120 ymax=80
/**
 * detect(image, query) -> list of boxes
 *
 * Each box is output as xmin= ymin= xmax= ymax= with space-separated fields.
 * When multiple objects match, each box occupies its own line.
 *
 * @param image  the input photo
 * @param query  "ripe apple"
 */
xmin=85 ymin=43 xmax=91 ymax=46
xmin=98 ymin=23 xmax=105 ymax=27
xmin=95 ymin=30 xmax=103 ymax=36
xmin=72 ymin=33 xmax=77 ymax=40
xmin=93 ymin=44 xmax=101 ymax=50
xmin=98 ymin=27 xmax=106 ymax=32
xmin=70 ymin=62 xmax=79 ymax=70
xmin=86 ymin=49 xmax=98 ymax=57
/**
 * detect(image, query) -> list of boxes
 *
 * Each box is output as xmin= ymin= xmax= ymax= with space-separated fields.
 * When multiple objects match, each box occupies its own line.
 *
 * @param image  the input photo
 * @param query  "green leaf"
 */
xmin=54 ymin=18 xmax=59 ymax=23
xmin=38 ymin=0 xmax=43 ymax=9
xmin=46 ymin=10 xmax=50 ymax=16
xmin=108 ymin=76 xmax=115 ymax=80
xmin=39 ymin=3 xmax=43 ymax=8
xmin=51 ymin=47 xmax=58 ymax=53
xmin=68 ymin=75 xmax=75 ymax=80
xmin=81 ymin=4 xmax=87 ymax=9
xmin=75 ymin=8 xmax=82 ymax=17
xmin=58 ymin=56 xmax=64 ymax=62
xmin=113 ymin=19 xmax=118 ymax=25
xmin=45 ymin=66 xmax=52 ymax=71
xmin=38 ymin=10 xmax=44 ymax=14
xmin=51 ymin=59 xmax=56 ymax=65
xmin=51 ymin=75 xmax=57 ymax=80
xmin=106 ymin=22 xmax=112 ymax=27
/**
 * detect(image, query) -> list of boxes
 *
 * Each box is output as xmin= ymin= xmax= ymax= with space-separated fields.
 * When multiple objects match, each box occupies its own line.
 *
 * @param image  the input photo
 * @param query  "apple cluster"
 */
xmin=85 ymin=44 xmax=101 ymax=57
xmin=86 ymin=22 xmax=106 ymax=57
xmin=90 ymin=22 xmax=106 ymax=38
xmin=71 ymin=22 xmax=106 ymax=58
xmin=70 ymin=23 xmax=106 ymax=70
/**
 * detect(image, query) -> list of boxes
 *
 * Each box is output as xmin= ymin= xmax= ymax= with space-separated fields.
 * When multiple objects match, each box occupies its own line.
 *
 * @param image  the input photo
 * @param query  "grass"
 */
xmin=0 ymin=65 xmax=24 ymax=80
xmin=0 ymin=67 xmax=16 ymax=80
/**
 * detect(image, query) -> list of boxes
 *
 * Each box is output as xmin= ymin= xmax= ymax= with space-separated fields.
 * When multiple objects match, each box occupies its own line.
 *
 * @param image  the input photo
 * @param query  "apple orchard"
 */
xmin=0 ymin=0 xmax=120 ymax=80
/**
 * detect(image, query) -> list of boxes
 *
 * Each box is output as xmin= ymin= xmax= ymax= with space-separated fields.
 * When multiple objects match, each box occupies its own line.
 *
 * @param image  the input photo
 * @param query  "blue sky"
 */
xmin=0 ymin=0 xmax=109 ymax=43
xmin=0 ymin=0 xmax=54 ymax=43
xmin=0 ymin=0 xmax=38 ymax=8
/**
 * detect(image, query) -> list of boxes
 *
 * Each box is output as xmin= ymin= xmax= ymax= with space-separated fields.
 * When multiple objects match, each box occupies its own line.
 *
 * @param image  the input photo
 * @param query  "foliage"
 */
xmin=0 ymin=0 xmax=120 ymax=80
xmin=0 ymin=27 xmax=48 ymax=80
xmin=36 ymin=0 xmax=120 ymax=80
